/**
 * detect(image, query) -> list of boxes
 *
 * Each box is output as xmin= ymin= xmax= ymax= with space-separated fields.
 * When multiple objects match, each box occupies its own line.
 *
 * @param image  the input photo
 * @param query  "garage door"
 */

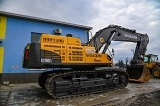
xmin=0 ymin=47 xmax=4 ymax=73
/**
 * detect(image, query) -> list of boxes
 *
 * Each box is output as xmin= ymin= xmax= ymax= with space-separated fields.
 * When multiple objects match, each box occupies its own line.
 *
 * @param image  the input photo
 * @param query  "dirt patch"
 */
xmin=129 ymin=90 xmax=160 ymax=106
xmin=91 ymin=90 xmax=160 ymax=106
xmin=116 ymin=90 xmax=160 ymax=106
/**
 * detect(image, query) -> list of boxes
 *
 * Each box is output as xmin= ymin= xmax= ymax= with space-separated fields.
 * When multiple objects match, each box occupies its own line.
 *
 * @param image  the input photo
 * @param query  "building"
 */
xmin=0 ymin=11 xmax=92 ymax=84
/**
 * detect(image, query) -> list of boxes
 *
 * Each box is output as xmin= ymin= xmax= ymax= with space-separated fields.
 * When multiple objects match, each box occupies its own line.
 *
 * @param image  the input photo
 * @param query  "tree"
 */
xmin=115 ymin=60 xmax=125 ymax=69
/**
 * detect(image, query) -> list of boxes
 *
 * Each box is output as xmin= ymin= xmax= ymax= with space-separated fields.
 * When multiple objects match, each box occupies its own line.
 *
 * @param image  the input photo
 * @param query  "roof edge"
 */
xmin=0 ymin=11 xmax=93 ymax=30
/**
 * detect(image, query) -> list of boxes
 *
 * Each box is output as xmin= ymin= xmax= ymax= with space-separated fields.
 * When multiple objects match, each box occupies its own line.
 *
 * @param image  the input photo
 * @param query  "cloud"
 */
xmin=88 ymin=0 xmax=160 ymax=61
xmin=0 ymin=0 xmax=160 ymax=62
xmin=0 ymin=0 xmax=98 ymax=24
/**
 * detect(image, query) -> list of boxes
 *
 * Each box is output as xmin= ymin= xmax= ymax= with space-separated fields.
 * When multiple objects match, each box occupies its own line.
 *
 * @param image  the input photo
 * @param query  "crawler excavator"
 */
xmin=22 ymin=24 xmax=149 ymax=98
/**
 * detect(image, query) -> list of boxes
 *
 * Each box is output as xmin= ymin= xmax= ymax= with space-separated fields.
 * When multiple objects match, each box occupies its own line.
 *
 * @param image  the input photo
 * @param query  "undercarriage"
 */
xmin=38 ymin=68 xmax=128 ymax=99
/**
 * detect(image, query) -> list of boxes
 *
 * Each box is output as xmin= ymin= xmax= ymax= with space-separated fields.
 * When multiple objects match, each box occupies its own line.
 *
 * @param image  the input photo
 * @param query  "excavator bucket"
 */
xmin=126 ymin=64 xmax=150 ymax=82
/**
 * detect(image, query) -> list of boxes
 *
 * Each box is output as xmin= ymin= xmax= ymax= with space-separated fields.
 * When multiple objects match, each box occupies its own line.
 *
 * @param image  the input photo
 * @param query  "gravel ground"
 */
xmin=89 ymin=90 xmax=160 ymax=106
xmin=0 ymin=78 xmax=160 ymax=106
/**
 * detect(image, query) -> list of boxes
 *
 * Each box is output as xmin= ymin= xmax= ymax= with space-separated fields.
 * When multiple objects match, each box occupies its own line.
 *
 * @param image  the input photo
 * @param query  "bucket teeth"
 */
xmin=126 ymin=64 xmax=151 ymax=82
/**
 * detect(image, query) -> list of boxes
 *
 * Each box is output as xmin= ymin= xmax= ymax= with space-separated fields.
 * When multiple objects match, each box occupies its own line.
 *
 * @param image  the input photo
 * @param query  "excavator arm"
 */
xmin=87 ymin=25 xmax=150 ymax=82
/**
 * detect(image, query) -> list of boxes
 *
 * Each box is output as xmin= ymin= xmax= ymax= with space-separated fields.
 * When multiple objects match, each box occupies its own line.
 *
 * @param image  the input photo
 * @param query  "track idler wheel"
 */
xmin=126 ymin=64 xmax=151 ymax=82
xmin=152 ymin=68 xmax=160 ymax=79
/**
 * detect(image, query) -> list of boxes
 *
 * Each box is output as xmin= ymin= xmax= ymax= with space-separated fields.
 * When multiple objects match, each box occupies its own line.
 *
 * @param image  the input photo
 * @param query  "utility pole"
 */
xmin=131 ymin=49 xmax=134 ymax=59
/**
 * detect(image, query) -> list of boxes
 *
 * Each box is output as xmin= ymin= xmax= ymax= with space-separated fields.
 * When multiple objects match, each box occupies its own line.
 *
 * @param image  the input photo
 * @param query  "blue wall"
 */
xmin=3 ymin=17 xmax=88 ymax=73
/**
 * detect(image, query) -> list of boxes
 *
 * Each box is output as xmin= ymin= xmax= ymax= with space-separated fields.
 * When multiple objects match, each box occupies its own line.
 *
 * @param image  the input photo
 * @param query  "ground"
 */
xmin=0 ymin=78 xmax=160 ymax=106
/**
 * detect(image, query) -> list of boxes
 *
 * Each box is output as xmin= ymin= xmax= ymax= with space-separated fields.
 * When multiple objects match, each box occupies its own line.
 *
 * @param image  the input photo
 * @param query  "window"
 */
xmin=143 ymin=56 xmax=148 ymax=63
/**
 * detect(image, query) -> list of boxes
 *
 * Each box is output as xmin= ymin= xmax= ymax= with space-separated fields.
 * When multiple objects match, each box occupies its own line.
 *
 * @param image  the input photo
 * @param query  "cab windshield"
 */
xmin=143 ymin=56 xmax=149 ymax=63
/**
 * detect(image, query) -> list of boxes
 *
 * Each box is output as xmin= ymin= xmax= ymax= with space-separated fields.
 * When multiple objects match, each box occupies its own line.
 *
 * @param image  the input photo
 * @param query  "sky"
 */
xmin=0 ymin=0 xmax=160 ymax=62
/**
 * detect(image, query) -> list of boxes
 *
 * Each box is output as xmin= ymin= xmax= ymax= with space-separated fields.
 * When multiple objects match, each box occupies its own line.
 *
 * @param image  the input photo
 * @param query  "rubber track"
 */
xmin=45 ymin=68 xmax=128 ymax=99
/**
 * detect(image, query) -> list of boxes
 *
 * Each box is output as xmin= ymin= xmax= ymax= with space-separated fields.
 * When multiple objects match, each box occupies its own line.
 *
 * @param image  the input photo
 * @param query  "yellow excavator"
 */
xmin=143 ymin=54 xmax=160 ymax=78
xmin=22 ymin=25 xmax=149 ymax=98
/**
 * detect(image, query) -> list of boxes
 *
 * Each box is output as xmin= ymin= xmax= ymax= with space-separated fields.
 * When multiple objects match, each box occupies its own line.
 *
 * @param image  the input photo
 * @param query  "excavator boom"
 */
xmin=87 ymin=25 xmax=150 ymax=82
